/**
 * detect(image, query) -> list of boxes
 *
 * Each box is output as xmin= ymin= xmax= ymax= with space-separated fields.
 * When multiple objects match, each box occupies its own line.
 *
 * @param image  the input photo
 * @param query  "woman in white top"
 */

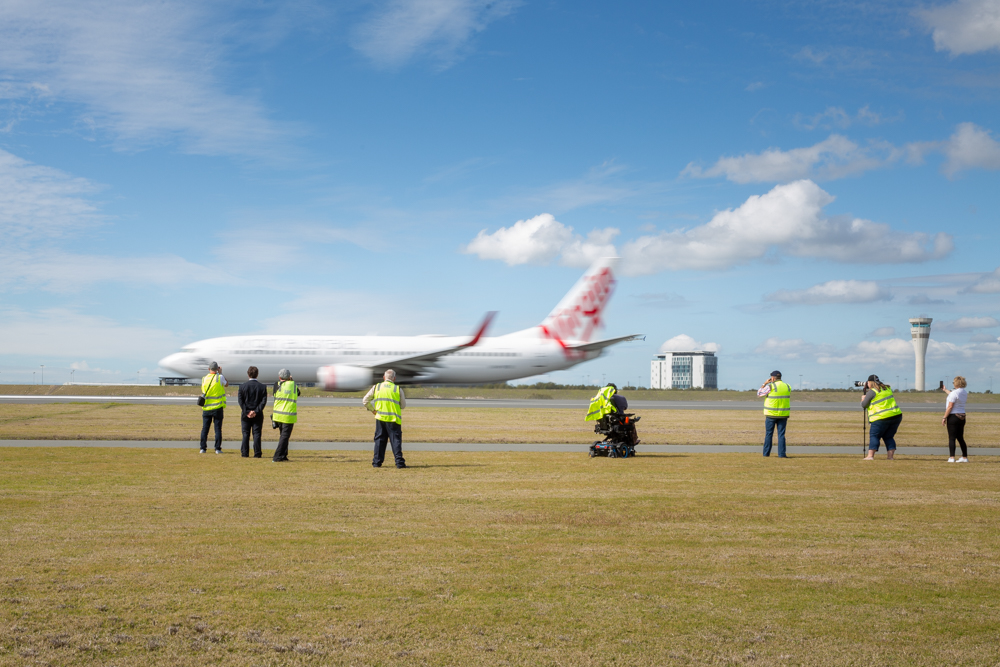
xmin=941 ymin=376 xmax=968 ymax=462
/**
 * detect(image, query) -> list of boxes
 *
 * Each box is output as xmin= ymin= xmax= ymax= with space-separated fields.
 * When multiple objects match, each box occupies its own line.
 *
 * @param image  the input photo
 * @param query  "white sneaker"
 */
xmin=957 ymin=457 xmax=969 ymax=463
xmin=947 ymin=457 xmax=955 ymax=463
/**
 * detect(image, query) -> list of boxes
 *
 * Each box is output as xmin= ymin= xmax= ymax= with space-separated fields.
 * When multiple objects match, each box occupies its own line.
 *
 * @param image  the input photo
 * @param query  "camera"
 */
xmin=853 ymin=381 xmax=866 ymax=388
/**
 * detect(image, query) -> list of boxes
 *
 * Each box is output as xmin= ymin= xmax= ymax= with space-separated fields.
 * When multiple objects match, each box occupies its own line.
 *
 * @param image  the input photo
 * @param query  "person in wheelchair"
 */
xmin=586 ymin=383 xmax=640 ymax=457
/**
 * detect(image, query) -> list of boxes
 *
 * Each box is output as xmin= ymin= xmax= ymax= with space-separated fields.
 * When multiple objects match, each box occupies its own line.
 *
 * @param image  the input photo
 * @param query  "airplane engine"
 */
xmin=317 ymin=364 xmax=373 ymax=392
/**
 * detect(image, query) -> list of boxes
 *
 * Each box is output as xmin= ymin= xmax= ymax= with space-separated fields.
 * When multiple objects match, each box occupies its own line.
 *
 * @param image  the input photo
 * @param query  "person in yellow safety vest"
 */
xmin=585 ymin=384 xmax=618 ymax=422
xmin=271 ymin=368 xmax=299 ymax=462
xmin=861 ymin=374 xmax=903 ymax=461
xmin=757 ymin=370 xmax=791 ymax=458
xmin=199 ymin=361 xmax=228 ymax=454
xmin=362 ymin=369 xmax=407 ymax=468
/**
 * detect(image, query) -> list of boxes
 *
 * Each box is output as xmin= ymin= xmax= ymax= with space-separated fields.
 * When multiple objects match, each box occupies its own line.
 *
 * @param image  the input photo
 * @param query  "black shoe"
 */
xmin=396 ymin=463 xmax=407 ymax=469
xmin=372 ymin=464 xmax=382 ymax=468
xmin=253 ymin=454 xmax=262 ymax=458
xmin=241 ymin=454 xmax=249 ymax=458
xmin=272 ymin=458 xmax=289 ymax=462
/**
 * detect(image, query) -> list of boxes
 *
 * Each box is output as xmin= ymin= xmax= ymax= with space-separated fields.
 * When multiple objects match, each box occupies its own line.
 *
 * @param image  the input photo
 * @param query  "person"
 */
xmin=757 ymin=370 xmax=790 ymax=458
xmin=271 ymin=368 xmax=299 ymax=462
xmin=942 ymin=375 xmax=969 ymax=463
xmin=586 ymin=383 xmax=619 ymax=422
xmin=199 ymin=361 xmax=228 ymax=454
xmin=363 ymin=369 xmax=407 ymax=468
xmin=861 ymin=374 xmax=902 ymax=460
xmin=238 ymin=366 xmax=268 ymax=458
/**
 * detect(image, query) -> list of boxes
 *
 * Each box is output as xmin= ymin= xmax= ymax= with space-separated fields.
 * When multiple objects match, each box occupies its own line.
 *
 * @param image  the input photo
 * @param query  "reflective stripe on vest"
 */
xmin=763 ymin=381 xmax=790 ymax=418
xmin=585 ymin=386 xmax=617 ymax=422
xmin=201 ymin=373 xmax=226 ymax=412
xmin=868 ymin=386 xmax=902 ymax=423
xmin=373 ymin=382 xmax=402 ymax=424
xmin=273 ymin=380 xmax=298 ymax=424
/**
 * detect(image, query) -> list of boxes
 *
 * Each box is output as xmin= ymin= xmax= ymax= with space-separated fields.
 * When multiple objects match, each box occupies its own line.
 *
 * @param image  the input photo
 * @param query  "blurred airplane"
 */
xmin=158 ymin=257 xmax=642 ymax=390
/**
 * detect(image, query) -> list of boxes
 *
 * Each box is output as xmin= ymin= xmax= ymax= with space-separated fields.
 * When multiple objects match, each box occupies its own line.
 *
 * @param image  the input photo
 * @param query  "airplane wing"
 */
xmin=568 ymin=333 xmax=645 ymax=353
xmin=367 ymin=312 xmax=497 ymax=382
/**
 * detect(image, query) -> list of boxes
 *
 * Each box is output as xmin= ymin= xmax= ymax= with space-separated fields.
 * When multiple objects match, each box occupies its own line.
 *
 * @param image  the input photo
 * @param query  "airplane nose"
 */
xmin=159 ymin=353 xmax=189 ymax=375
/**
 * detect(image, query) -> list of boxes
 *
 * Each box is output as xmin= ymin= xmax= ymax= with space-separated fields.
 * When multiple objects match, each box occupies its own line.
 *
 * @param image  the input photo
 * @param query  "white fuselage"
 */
xmin=158 ymin=328 xmax=600 ymax=384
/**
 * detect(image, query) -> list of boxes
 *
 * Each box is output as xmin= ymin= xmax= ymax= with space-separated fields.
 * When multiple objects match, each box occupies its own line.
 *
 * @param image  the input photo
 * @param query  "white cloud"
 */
xmin=0 ymin=250 xmax=231 ymax=292
xmin=936 ymin=316 xmax=1000 ymax=332
xmin=0 ymin=308 xmax=180 ymax=359
xmin=352 ymin=0 xmax=519 ymax=68
xmin=0 ymin=148 xmax=103 ymax=240
xmin=0 ymin=0 xmax=293 ymax=157
xmin=682 ymin=135 xmax=894 ymax=184
xmin=794 ymin=106 xmax=894 ymax=131
xmin=659 ymin=334 xmax=719 ymax=353
xmin=939 ymin=123 xmax=1000 ymax=176
xmin=765 ymin=280 xmax=891 ymax=305
xmin=868 ymin=327 xmax=896 ymax=337
xmin=965 ymin=267 xmax=1000 ymax=293
xmin=0 ymin=148 xmax=229 ymax=291
xmin=620 ymin=180 xmax=952 ymax=274
xmin=754 ymin=337 xmax=832 ymax=361
xmin=918 ymin=0 xmax=1000 ymax=55
xmin=462 ymin=213 xmax=619 ymax=267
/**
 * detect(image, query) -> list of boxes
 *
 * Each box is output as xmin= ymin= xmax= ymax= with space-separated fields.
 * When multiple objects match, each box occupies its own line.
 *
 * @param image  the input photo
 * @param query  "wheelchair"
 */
xmin=589 ymin=411 xmax=640 ymax=458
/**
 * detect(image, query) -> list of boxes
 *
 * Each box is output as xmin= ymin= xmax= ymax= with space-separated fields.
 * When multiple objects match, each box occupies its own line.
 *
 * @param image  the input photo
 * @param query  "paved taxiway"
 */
xmin=2 ymin=395 xmax=996 ymax=413
xmin=2 ymin=439 xmax=999 ymax=456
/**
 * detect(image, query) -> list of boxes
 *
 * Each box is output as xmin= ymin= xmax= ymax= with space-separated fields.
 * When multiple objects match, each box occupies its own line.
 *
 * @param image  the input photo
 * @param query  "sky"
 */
xmin=1 ymin=0 xmax=999 ymax=390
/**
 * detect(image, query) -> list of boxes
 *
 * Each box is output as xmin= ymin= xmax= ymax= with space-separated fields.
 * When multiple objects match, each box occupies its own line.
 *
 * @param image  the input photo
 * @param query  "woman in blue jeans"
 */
xmin=861 ymin=375 xmax=903 ymax=461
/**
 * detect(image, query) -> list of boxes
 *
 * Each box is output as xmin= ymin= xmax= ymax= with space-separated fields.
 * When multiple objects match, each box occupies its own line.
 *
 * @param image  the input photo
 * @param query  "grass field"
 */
xmin=1 ymin=448 xmax=999 ymax=665
xmin=1 ymin=404 xmax=998 ymax=447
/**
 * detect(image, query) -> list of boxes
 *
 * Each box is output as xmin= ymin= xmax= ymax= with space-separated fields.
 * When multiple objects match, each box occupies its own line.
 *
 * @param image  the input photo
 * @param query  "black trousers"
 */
xmin=373 ymin=420 xmax=405 ymax=467
xmin=241 ymin=414 xmax=264 ymax=457
xmin=273 ymin=422 xmax=293 ymax=461
xmin=200 ymin=409 xmax=224 ymax=451
xmin=947 ymin=414 xmax=968 ymax=457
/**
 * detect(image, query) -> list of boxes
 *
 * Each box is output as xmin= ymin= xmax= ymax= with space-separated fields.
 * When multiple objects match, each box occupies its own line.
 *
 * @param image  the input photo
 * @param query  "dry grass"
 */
xmin=0 ymin=404 xmax=998 ymax=447
xmin=4 ymin=384 xmax=999 ymax=403
xmin=1 ymin=448 xmax=1000 ymax=665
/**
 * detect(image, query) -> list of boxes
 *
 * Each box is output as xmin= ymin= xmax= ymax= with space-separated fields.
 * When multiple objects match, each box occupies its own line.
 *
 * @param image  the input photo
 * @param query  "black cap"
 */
xmin=770 ymin=370 xmax=781 ymax=378
xmin=868 ymin=374 xmax=879 ymax=382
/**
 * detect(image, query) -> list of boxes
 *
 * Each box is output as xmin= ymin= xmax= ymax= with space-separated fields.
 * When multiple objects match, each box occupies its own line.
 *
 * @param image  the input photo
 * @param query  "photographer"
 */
xmin=860 ymin=375 xmax=902 ymax=460
xmin=757 ymin=370 xmax=790 ymax=458
xmin=941 ymin=376 xmax=968 ymax=463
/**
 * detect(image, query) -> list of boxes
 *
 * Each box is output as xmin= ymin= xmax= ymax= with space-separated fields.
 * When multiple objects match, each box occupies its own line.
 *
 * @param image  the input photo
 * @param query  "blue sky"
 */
xmin=1 ymin=0 xmax=999 ymax=390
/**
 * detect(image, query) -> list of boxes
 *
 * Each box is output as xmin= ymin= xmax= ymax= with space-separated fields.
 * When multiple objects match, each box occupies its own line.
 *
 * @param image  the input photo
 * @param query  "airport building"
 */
xmin=650 ymin=351 xmax=718 ymax=390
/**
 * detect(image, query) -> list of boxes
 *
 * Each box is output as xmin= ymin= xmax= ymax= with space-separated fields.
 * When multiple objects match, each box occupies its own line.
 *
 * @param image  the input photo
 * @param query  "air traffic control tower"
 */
xmin=909 ymin=317 xmax=932 ymax=392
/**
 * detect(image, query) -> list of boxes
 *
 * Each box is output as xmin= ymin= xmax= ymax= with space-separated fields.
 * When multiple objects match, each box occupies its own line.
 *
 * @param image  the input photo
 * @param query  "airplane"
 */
xmin=157 ymin=257 xmax=643 ymax=390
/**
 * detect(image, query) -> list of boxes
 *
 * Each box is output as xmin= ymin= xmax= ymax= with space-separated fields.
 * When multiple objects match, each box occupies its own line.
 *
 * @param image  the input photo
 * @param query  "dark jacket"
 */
xmin=611 ymin=393 xmax=628 ymax=413
xmin=238 ymin=379 xmax=268 ymax=418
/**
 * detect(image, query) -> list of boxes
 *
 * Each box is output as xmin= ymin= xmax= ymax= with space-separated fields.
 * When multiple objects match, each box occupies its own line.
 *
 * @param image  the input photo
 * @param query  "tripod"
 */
xmin=861 ymin=407 xmax=867 ymax=457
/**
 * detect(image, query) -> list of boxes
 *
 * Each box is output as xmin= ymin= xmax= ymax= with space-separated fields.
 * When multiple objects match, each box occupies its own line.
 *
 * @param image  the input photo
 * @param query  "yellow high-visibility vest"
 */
xmin=585 ymin=385 xmax=617 ymax=422
xmin=273 ymin=380 xmax=298 ymax=424
xmin=868 ymin=386 xmax=902 ymax=423
xmin=201 ymin=373 xmax=226 ymax=412
xmin=372 ymin=381 xmax=402 ymax=424
xmin=763 ymin=380 xmax=790 ymax=418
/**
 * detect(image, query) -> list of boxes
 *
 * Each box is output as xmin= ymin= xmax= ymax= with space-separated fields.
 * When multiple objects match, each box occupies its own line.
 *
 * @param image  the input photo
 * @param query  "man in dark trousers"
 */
xmin=363 ymin=369 xmax=406 ymax=468
xmin=238 ymin=366 xmax=268 ymax=458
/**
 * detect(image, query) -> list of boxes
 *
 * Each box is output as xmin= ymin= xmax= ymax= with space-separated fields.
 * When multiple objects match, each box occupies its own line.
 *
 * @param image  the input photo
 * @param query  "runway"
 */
xmin=2 ymin=395 xmax=996 ymax=413
xmin=2 ymin=439 xmax=999 ymax=456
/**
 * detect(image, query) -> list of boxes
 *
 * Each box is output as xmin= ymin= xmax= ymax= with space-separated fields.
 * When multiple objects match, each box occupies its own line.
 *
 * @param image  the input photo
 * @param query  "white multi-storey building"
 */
xmin=650 ymin=351 xmax=718 ymax=389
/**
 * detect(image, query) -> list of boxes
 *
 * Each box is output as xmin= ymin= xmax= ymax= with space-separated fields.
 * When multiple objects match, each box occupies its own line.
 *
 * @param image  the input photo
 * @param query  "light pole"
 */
xmin=799 ymin=374 xmax=802 ymax=390
xmin=70 ymin=369 xmax=75 ymax=383
xmin=32 ymin=371 xmax=35 ymax=385
xmin=40 ymin=364 xmax=44 ymax=385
